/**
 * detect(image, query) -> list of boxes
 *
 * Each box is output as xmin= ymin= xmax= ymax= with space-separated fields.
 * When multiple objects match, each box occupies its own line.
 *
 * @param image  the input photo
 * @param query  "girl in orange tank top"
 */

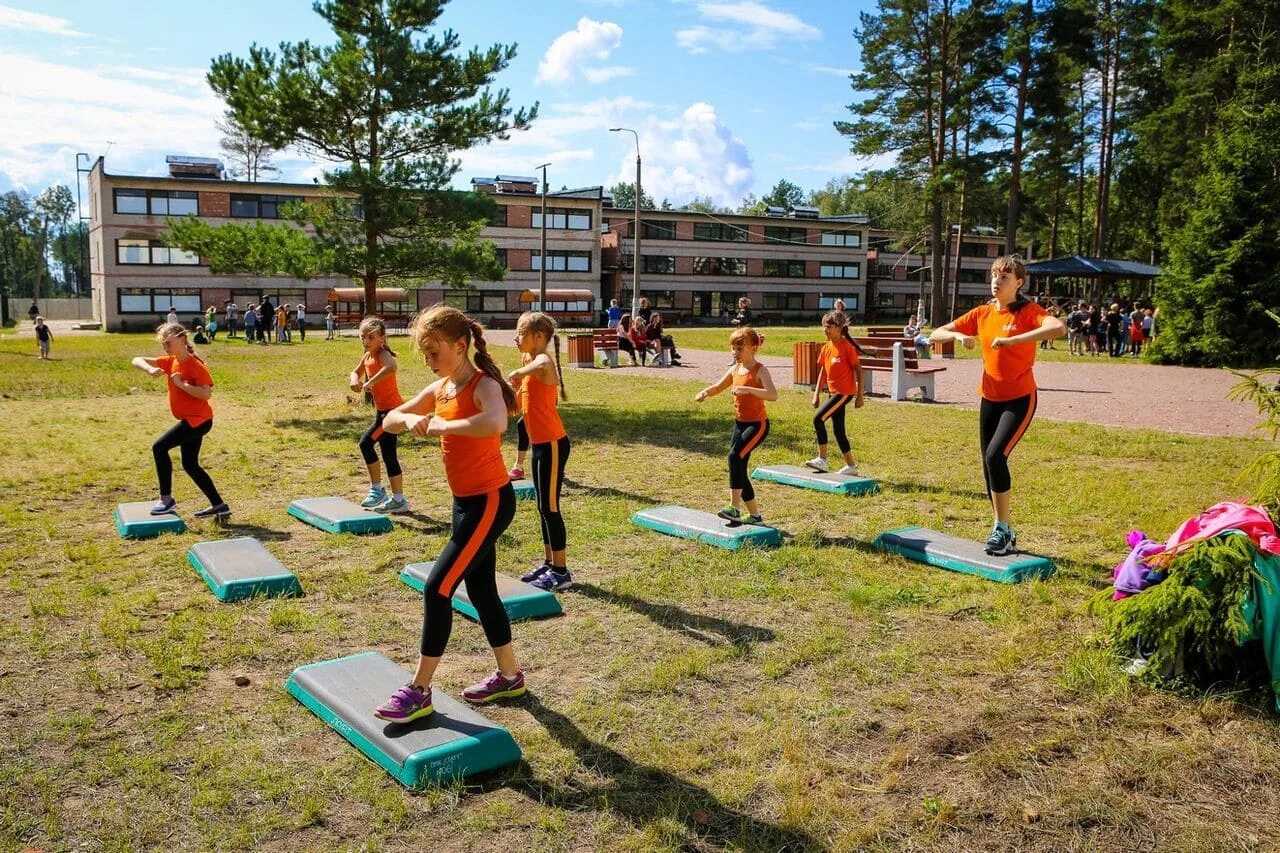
xmin=348 ymin=317 xmax=407 ymax=513
xmin=694 ymin=326 xmax=778 ymax=526
xmin=507 ymin=312 xmax=572 ymax=591
xmin=374 ymin=305 xmax=527 ymax=723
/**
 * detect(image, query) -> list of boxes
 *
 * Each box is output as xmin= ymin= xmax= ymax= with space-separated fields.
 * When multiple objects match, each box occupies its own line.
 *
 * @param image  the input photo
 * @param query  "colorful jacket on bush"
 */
xmin=1112 ymin=530 xmax=1169 ymax=600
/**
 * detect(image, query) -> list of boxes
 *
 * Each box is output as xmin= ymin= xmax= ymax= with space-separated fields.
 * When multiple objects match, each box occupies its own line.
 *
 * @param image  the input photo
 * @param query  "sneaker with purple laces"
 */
xmin=462 ymin=670 xmax=526 ymax=704
xmin=373 ymin=682 xmax=433 ymax=723
xmin=520 ymin=561 xmax=553 ymax=583
xmin=529 ymin=568 xmax=572 ymax=592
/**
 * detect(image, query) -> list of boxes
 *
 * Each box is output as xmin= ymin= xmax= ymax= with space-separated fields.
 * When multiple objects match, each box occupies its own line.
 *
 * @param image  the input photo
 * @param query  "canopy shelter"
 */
xmin=327 ymin=287 xmax=415 ymax=330
xmin=1025 ymin=256 xmax=1161 ymax=304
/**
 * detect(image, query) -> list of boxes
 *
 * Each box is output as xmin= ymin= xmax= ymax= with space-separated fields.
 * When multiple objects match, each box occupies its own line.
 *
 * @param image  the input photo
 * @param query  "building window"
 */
xmin=530 ymin=300 xmax=593 ymax=312
xmin=763 ymin=292 xmax=806 ymax=311
xmin=116 ymin=239 xmax=200 ymax=266
xmin=493 ymin=248 xmax=507 ymax=270
xmin=764 ymin=226 xmax=807 ymax=245
xmin=117 ymin=288 xmax=203 ymax=314
xmin=692 ymin=257 xmax=747 ymax=275
xmin=961 ymin=241 xmax=990 ymax=257
xmin=820 ymin=230 xmax=862 ymax=248
xmin=488 ymin=205 xmax=508 ymax=227
xmin=762 ymin=259 xmax=806 ymax=278
xmin=642 ymin=220 xmax=677 ymax=240
xmin=819 ymin=262 xmax=861 ymax=279
xmin=692 ymin=222 xmax=747 ymax=242
xmin=445 ymin=291 xmax=507 ymax=312
xmin=531 ymin=207 xmax=592 ymax=230
xmin=818 ymin=294 xmax=860 ymax=311
xmin=640 ymin=290 xmax=676 ymax=308
xmin=113 ymin=189 xmax=198 ymax=216
xmin=641 ymin=255 xmax=675 ymax=274
xmin=230 ymin=194 xmax=302 ymax=219
xmin=958 ymin=267 xmax=987 ymax=283
xmin=711 ymin=291 xmax=744 ymax=316
xmin=531 ymin=251 xmax=592 ymax=272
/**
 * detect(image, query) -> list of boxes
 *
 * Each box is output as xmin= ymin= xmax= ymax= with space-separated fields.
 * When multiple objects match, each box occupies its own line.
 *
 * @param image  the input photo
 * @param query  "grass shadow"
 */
xmin=567 ymin=404 xmax=745 ymax=457
xmin=561 ymin=477 xmax=660 ymax=506
xmin=877 ymin=479 xmax=991 ymax=501
xmin=507 ymin=694 xmax=822 ymax=851
xmin=218 ymin=521 xmax=294 ymax=543
xmin=274 ymin=415 xmax=368 ymax=443
xmin=392 ymin=510 xmax=450 ymax=536
xmin=571 ymin=582 xmax=776 ymax=647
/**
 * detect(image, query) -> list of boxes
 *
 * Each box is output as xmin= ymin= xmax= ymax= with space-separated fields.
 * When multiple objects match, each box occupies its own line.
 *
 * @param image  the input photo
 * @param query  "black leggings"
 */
xmin=979 ymin=392 xmax=1037 ymax=495
xmin=728 ymin=419 xmax=769 ymax=500
xmin=152 ymin=419 xmax=222 ymax=504
xmin=515 ymin=417 xmax=529 ymax=454
xmin=419 ymin=484 xmax=517 ymax=656
xmin=813 ymin=393 xmax=854 ymax=453
xmin=359 ymin=410 xmax=401 ymax=477
xmin=532 ymin=436 xmax=570 ymax=551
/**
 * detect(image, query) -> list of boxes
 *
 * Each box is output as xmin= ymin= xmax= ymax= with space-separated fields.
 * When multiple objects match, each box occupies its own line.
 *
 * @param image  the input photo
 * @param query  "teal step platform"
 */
xmin=512 ymin=478 xmax=536 ymax=500
xmin=632 ymin=505 xmax=783 ymax=550
xmin=287 ymin=497 xmax=393 ymax=535
xmin=871 ymin=526 xmax=1056 ymax=584
xmin=187 ymin=537 xmax=303 ymax=601
xmin=114 ymin=502 xmax=186 ymax=538
xmin=400 ymin=563 xmax=563 ymax=622
xmin=752 ymin=464 xmax=879 ymax=496
xmin=286 ymin=651 xmax=521 ymax=787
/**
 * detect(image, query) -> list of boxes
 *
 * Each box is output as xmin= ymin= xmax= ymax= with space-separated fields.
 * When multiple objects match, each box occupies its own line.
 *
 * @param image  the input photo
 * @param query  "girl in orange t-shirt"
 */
xmin=930 ymin=255 xmax=1065 ymax=555
xmin=694 ymin=326 xmax=778 ymax=526
xmin=374 ymin=305 xmax=524 ymax=722
xmin=807 ymin=310 xmax=865 ymax=476
xmin=129 ymin=322 xmax=228 ymax=519
xmin=349 ymin=316 xmax=406 ymax=513
xmin=507 ymin=312 xmax=572 ymax=592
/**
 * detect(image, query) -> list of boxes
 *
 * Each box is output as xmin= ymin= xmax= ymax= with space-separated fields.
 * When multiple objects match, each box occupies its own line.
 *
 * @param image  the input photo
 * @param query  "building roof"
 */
xmin=1025 ymin=255 xmax=1161 ymax=278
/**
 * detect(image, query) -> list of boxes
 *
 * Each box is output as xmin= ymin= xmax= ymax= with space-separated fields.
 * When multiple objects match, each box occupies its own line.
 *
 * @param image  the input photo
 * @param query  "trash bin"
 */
xmin=793 ymin=341 xmax=822 ymax=387
xmin=932 ymin=339 xmax=954 ymax=359
xmin=567 ymin=333 xmax=595 ymax=368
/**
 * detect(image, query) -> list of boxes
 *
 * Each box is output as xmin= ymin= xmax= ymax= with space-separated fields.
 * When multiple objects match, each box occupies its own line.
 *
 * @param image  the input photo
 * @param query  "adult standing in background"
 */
xmin=225 ymin=300 xmax=239 ymax=339
xmin=296 ymin=302 xmax=307 ymax=342
xmin=259 ymin=296 xmax=275 ymax=344
xmin=28 ymin=301 xmax=39 ymax=324
xmin=731 ymin=296 xmax=752 ymax=326
xmin=637 ymin=297 xmax=653 ymax=324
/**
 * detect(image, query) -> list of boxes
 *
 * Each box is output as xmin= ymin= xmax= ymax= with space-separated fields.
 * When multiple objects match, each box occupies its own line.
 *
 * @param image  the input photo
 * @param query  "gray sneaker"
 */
xmin=360 ymin=486 xmax=387 ymax=508
xmin=374 ymin=495 xmax=409 ymax=514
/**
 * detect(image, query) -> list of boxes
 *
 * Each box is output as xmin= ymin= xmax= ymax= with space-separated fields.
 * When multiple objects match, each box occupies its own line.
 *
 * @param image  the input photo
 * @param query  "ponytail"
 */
xmin=155 ymin=321 xmax=205 ymax=363
xmin=822 ymin=310 xmax=865 ymax=355
xmin=552 ymin=333 xmax=568 ymax=401
xmin=468 ymin=318 xmax=519 ymax=415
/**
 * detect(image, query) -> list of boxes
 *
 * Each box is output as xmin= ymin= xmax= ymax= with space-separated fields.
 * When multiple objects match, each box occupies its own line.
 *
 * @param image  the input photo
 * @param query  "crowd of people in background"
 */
xmin=172 ymin=298 xmax=337 ymax=346
xmin=1062 ymin=301 xmax=1155 ymax=357
xmin=610 ymin=296 xmax=682 ymax=366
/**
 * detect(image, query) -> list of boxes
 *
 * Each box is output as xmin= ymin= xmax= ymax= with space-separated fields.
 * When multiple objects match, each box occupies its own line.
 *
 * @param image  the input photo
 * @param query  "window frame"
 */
xmin=820 ymin=230 xmax=862 ymax=248
xmin=641 ymin=255 xmax=676 ymax=274
xmin=762 ymin=258 xmax=806 ymax=278
xmin=692 ymin=256 xmax=748 ymax=276
xmin=819 ymin=262 xmax=861 ymax=279
xmin=764 ymin=226 xmax=807 ymax=245
xmin=531 ymin=250 xmax=593 ymax=272
xmin=692 ymin=222 xmax=747 ymax=242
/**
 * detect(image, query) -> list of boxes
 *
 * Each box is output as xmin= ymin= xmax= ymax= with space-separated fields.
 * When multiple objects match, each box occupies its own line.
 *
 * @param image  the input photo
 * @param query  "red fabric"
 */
xmin=1148 ymin=502 xmax=1280 ymax=566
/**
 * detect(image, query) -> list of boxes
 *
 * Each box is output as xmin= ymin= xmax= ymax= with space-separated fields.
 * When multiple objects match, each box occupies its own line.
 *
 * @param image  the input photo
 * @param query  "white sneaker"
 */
xmin=804 ymin=457 xmax=829 ymax=473
xmin=836 ymin=464 xmax=860 ymax=477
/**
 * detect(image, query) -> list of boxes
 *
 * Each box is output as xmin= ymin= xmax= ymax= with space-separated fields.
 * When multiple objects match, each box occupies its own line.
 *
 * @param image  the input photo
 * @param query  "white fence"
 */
xmin=8 ymin=298 xmax=96 ymax=321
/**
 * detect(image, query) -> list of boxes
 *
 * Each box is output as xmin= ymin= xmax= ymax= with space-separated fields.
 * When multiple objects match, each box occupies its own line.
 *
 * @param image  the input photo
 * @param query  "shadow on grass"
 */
xmin=571 ymin=582 xmax=776 ymax=647
xmin=219 ymin=521 xmax=294 ymax=543
xmin=392 ymin=510 xmax=450 ymax=536
xmin=566 ymin=404 xmax=744 ymax=458
xmin=876 ymin=479 xmax=990 ymax=501
xmin=562 ymin=477 xmax=660 ymax=506
xmin=274 ymin=415 xmax=371 ymax=443
xmin=509 ymin=694 xmax=821 ymax=851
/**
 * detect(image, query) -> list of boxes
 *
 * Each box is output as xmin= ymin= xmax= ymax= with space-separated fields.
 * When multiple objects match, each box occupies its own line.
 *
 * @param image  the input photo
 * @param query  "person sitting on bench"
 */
xmin=644 ymin=312 xmax=681 ymax=365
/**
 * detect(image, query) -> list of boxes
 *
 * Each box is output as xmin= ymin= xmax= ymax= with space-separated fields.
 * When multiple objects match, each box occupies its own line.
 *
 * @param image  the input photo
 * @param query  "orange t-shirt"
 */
xmin=732 ymin=362 xmax=767 ymax=422
xmin=520 ymin=373 xmax=566 ymax=444
xmin=156 ymin=354 xmax=214 ymax=427
xmin=952 ymin=301 xmax=1049 ymax=401
xmin=819 ymin=337 xmax=862 ymax=395
xmin=436 ymin=372 xmax=511 ymax=497
xmin=362 ymin=352 xmax=404 ymax=411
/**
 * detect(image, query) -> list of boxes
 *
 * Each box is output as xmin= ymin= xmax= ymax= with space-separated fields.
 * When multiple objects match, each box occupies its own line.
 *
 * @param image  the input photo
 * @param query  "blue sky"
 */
xmin=0 ymin=0 xmax=888 ymax=206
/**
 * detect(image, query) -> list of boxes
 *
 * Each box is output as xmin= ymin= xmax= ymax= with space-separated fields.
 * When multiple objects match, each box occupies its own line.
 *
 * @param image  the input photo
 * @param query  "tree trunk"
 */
xmin=1005 ymin=0 xmax=1032 ymax=254
xmin=1076 ymin=79 xmax=1087 ymax=256
xmin=33 ymin=214 xmax=49 ymax=305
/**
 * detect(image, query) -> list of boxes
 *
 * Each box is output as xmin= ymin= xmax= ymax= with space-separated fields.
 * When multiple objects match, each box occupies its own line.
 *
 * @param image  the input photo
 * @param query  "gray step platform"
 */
xmin=752 ymin=464 xmax=879 ymax=496
xmin=286 ymin=652 xmax=521 ymax=787
xmin=512 ymin=478 xmax=536 ymax=500
xmin=287 ymin=496 xmax=393 ymax=534
xmin=400 ymin=563 xmax=563 ymax=622
xmin=632 ymin=505 xmax=783 ymax=550
xmin=114 ymin=502 xmax=186 ymax=538
xmin=871 ymin=526 xmax=1056 ymax=584
xmin=187 ymin=537 xmax=303 ymax=601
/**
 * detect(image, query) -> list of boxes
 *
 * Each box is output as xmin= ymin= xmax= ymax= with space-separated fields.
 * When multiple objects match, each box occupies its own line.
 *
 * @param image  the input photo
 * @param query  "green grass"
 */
xmin=1 ymin=331 xmax=1277 ymax=851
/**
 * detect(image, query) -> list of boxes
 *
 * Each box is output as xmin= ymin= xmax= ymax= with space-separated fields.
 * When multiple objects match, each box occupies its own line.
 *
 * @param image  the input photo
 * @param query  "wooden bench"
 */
xmin=867 ymin=326 xmax=904 ymax=338
xmin=868 ymin=324 xmax=954 ymax=358
xmin=853 ymin=337 xmax=947 ymax=401
xmin=592 ymin=327 xmax=620 ymax=367
xmin=568 ymin=328 xmax=620 ymax=368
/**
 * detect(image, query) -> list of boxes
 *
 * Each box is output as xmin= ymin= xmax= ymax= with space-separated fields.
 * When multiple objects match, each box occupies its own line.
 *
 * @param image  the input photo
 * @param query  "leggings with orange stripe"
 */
xmin=813 ymin=393 xmax=854 ymax=453
xmin=979 ymin=392 xmax=1037 ymax=495
xmin=729 ymin=419 xmax=770 ymax=501
xmin=532 ymin=435 xmax=570 ymax=551
xmin=419 ymin=483 xmax=517 ymax=657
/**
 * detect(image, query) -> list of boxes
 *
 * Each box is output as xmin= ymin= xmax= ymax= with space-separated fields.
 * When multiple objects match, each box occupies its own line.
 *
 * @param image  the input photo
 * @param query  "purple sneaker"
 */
xmin=529 ymin=568 xmax=572 ymax=592
xmin=520 ymin=561 xmax=553 ymax=583
xmin=462 ymin=670 xmax=526 ymax=704
xmin=373 ymin=683 xmax=433 ymax=723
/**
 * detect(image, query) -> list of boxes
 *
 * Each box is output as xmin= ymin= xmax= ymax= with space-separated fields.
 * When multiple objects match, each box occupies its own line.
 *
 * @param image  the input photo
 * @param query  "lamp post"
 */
xmin=535 ymin=162 xmax=550 ymax=309
xmin=609 ymin=127 xmax=641 ymax=319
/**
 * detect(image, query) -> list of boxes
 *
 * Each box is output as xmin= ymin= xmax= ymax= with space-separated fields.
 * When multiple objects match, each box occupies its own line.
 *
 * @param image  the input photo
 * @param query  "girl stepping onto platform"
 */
xmin=508 ymin=312 xmax=573 ymax=592
xmin=694 ymin=326 xmax=778 ymax=525
xmin=374 ymin=306 xmax=525 ymax=723
xmin=130 ymin=323 xmax=229 ymax=519
xmin=806 ymin=310 xmax=865 ymax=476
xmin=929 ymin=255 xmax=1065 ymax=555
xmin=349 ymin=316 xmax=408 ymax=514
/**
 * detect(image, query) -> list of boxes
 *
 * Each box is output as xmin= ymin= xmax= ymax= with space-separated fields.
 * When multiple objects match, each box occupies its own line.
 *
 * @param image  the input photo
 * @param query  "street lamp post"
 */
xmin=609 ymin=127 xmax=641 ymax=320
xmin=535 ymin=163 xmax=550 ymax=309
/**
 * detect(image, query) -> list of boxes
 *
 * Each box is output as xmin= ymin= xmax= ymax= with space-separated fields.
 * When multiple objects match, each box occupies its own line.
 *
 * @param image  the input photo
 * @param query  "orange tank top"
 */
xmin=732 ymin=362 xmax=767 ymax=422
xmin=520 ymin=373 xmax=566 ymax=444
xmin=362 ymin=351 xmax=404 ymax=411
xmin=436 ymin=371 xmax=510 ymax=497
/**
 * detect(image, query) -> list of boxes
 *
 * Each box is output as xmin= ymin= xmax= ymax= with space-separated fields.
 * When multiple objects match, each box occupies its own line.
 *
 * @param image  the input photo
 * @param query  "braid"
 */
xmin=552 ymin=333 xmax=567 ymax=401
xmin=841 ymin=325 xmax=866 ymax=356
xmin=469 ymin=319 xmax=518 ymax=414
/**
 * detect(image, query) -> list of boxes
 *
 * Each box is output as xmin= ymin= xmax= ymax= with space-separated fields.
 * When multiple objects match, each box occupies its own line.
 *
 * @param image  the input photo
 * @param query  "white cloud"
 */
xmin=793 ymin=152 xmax=899 ymax=175
xmin=808 ymin=64 xmax=855 ymax=78
xmin=536 ymin=17 xmax=629 ymax=86
xmin=0 ymin=4 xmax=85 ymax=36
xmin=676 ymin=1 xmax=819 ymax=54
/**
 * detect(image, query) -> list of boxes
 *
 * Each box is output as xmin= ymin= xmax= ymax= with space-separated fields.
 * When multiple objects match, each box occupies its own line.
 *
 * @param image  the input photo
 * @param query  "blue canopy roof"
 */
xmin=1025 ymin=255 xmax=1161 ymax=278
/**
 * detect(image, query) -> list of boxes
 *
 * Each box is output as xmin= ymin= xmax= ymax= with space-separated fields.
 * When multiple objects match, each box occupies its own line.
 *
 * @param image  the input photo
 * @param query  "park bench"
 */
xmin=568 ymin=328 xmax=620 ymax=368
xmin=853 ymin=336 xmax=947 ymax=401
xmin=868 ymin=324 xmax=954 ymax=358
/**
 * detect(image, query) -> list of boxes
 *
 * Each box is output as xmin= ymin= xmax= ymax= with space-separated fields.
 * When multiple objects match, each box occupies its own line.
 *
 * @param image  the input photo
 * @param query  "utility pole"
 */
xmin=610 ymin=127 xmax=641 ymax=319
xmin=536 ymin=162 xmax=550 ymax=308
